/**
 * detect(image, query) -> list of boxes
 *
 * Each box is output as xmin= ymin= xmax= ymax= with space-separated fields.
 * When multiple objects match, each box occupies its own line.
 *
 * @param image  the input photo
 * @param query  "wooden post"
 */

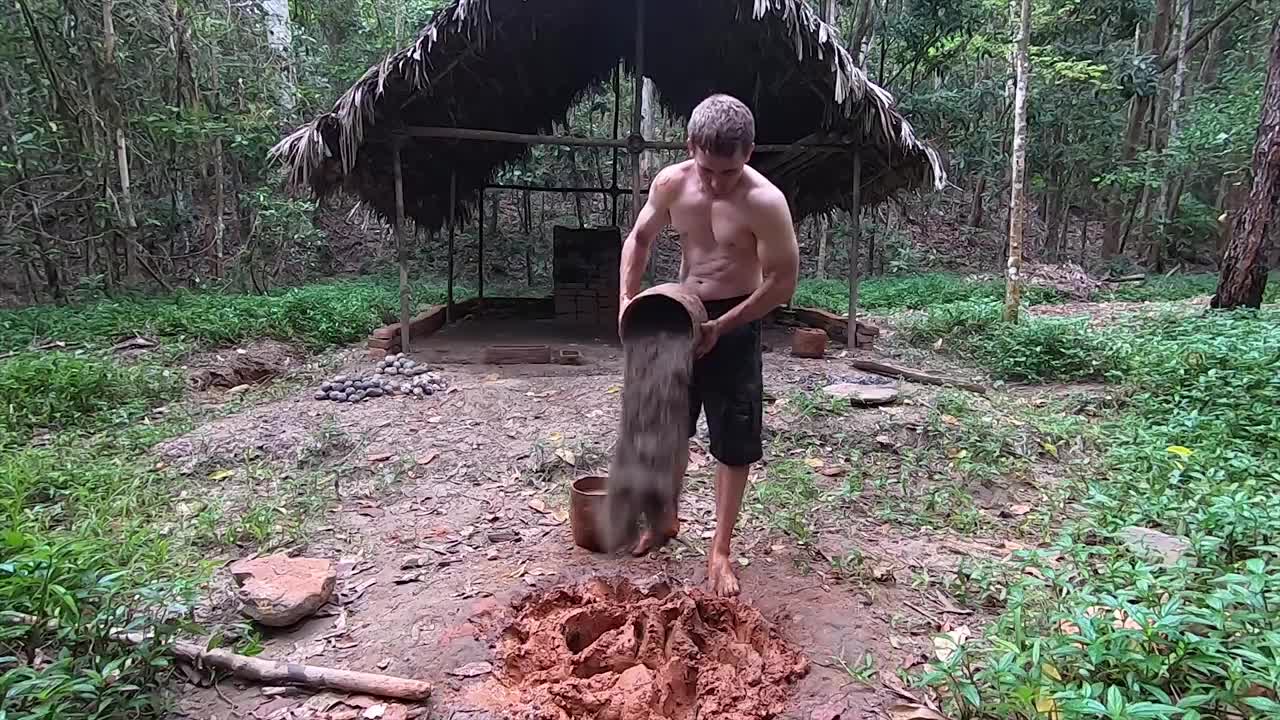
xmin=611 ymin=62 xmax=621 ymax=227
xmin=477 ymin=188 xmax=485 ymax=304
xmin=392 ymin=142 xmax=412 ymax=354
xmin=447 ymin=171 xmax=456 ymax=322
xmin=630 ymin=0 xmax=646 ymax=227
xmin=848 ymin=153 xmax=862 ymax=347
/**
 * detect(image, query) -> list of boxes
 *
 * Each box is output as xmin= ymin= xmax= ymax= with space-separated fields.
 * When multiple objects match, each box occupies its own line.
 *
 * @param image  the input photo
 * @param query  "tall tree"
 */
xmin=1004 ymin=0 xmax=1031 ymax=322
xmin=1103 ymin=0 xmax=1174 ymax=259
xmin=1212 ymin=19 xmax=1280 ymax=309
xmin=1154 ymin=0 xmax=1196 ymax=265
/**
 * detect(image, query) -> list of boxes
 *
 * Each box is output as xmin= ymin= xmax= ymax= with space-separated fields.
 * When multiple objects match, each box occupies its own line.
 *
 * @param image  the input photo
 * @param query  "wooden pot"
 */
xmin=570 ymin=475 xmax=608 ymax=552
xmin=619 ymin=282 xmax=708 ymax=345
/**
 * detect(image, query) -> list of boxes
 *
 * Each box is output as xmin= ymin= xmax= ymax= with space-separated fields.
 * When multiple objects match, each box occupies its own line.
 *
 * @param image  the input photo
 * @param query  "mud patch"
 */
xmin=473 ymin=576 xmax=808 ymax=720
xmin=186 ymin=338 xmax=302 ymax=390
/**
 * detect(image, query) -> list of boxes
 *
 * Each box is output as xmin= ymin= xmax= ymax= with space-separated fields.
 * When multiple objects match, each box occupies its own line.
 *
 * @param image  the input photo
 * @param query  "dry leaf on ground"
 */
xmin=447 ymin=661 xmax=494 ymax=678
xmin=888 ymin=703 xmax=950 ymax=720
xmin=932 ymin=625 xmax=971 ymax=663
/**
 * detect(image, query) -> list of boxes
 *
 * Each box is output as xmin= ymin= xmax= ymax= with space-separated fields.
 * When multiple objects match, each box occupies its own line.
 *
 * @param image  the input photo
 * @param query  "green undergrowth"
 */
xmin=0 ymin=352 xmax=183 ymax=443
xmin=0 ymin=419 xmax=214 ymax=720
xmin=0 ymin=276 xmax=474 ymax=352
xmin=903 ymin=301 xmax=1120 ymax=382
xmin=0 ymin=401 xmax=348 ymax=718
xmin=921 ymin=308 xmax=1280 ymax=719
xmin=1098 ymin=272 xmax=1279 ymax=304
xmin=794 ymin=274 xmax=1065 ymax=314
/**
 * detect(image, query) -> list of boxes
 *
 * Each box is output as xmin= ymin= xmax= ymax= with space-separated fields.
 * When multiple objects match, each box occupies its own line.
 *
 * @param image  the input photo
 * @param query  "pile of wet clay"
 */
xmin=478 ymin=576 xmax=809 ymax=720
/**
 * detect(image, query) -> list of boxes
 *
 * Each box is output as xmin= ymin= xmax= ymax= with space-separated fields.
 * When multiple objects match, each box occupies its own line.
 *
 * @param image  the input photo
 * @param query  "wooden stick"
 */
xmin=1 ymin=612 xmax=431 ymax=701
xmin=850 ymin=359 xmax=988 ymax=395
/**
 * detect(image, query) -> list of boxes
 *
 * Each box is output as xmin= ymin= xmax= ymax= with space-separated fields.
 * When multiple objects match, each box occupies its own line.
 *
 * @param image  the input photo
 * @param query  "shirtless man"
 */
xmin=618 ymin=93 xmax=800 ymax=596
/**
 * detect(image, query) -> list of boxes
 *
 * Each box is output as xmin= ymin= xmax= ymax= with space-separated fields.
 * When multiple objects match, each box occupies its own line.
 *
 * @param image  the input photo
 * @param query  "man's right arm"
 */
xmin=619 ymin=171 xmax=674 ymax=309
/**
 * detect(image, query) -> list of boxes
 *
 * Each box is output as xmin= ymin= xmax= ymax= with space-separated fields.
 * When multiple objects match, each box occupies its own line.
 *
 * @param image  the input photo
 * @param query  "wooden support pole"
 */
xmin=397 ymin=126 xmax=850 ymax=153
xmin=446 ymin=170 xmax=456 ymax=322
xmin=392 ymin=142 xmax=412 ymax=354
xmin=848 ymin=153 xmax=863 ymax=346
xmin=630 ymin=0 xmax=646 ymax=228
xmin=478 ymin=188 xmax=485 ymax=303
xmin=611 ymin=61 xmax=622 ymax=226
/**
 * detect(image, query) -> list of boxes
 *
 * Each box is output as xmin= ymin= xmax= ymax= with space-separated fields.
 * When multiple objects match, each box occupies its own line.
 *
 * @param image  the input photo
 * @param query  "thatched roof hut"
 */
xmin=271 ymin=0 xmax=947 ymax=230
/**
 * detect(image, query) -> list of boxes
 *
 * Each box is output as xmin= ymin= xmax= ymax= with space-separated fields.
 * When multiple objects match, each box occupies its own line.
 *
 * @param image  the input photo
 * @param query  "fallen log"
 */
xmin=0 ymin=612 xmax=432 ymax=701
xmin=774 ymin=307 xmax=880 ymax=347
xmin=850 ymin=359 xmax=988 ymax=395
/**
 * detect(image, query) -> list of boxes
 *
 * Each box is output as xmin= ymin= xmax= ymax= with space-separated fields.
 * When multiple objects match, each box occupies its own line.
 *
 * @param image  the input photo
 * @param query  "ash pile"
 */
xmin=313 ymin=353 xmax=448 ymax=403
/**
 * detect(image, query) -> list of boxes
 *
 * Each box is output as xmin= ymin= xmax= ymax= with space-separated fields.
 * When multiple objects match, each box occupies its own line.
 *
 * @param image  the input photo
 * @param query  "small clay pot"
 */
xmin=792 ymin=328 xmax=828 ymax=358
xmin=619 ymin=283 xmax=708 ymax=345
xmin=570 ymin=475 xmax=608 ymax=552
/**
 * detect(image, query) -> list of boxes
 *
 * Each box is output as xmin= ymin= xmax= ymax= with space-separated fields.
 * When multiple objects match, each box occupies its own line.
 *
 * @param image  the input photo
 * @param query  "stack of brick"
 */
xmin=364 ymin=304 xmax=453 ymax=359
xmin=552 ymin=225 xmax=621 ymax=326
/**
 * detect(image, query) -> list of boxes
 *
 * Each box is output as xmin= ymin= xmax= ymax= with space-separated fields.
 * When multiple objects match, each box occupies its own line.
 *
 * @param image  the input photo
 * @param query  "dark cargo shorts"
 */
xmin=688 ymin=295 xmax=763 ymax=467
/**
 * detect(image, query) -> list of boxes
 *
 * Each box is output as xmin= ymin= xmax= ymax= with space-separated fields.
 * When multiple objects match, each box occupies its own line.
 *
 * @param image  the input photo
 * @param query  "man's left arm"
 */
xmin=698 ymin=190 xmax=799 ymax=353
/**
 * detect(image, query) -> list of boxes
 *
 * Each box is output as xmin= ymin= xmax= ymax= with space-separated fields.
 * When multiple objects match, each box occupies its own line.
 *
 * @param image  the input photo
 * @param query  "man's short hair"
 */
xmin=687 ymin=94 xmax=755 ymax=157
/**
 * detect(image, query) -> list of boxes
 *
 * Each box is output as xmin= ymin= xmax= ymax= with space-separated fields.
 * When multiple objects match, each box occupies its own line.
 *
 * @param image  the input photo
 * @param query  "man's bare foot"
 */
xmin=631 ymin=516 xmax=679 ymax=556
xmin=706 ymin=552 xmax=740 ymax=596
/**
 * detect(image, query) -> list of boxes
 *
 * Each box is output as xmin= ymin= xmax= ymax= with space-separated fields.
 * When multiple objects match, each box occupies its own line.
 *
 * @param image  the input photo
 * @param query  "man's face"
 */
xmin=689 ymin=144 xmax=752 ymax=197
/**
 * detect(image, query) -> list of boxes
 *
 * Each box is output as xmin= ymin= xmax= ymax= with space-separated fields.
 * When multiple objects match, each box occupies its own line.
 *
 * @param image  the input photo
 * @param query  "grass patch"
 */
xmin=921 ymin=308 xmax=1280 ymax=719
xmin=903 ymin=301 xmax=1122 ymax=382
xmin=0 ymin=276 xmax=474 ymax=352
xmin=1097 ymin=272 xmax=1278 ymax=304
xmin=0 ymin=352 xmax=183 ymax=441
xmin=794 ymin=274 xmax=1064 ymax=314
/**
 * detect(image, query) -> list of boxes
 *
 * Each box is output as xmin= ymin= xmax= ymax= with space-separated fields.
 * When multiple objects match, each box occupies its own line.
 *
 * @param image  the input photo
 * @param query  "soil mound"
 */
xmin=480 ymin=576 xmax=808 ymax=720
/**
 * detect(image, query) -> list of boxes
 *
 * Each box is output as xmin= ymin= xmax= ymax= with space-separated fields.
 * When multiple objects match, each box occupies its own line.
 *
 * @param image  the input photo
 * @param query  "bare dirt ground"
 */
xmin=162 ymin=321 xmax=1067 ymax=720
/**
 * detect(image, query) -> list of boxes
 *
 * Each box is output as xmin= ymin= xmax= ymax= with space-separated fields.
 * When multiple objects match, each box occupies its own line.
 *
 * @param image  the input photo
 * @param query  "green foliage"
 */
xmin=794 ymin=275 xmax=1063 ymax=314
xmin=925 ymin=309 xmax=1280 ymax=718
xmin=904 ymin=301 xmax=1119 ymax=382
xmin=1 ymin=433 xmax=208 ymax=720
xmin=1100 ymin=273 xmax=1279 ymax=304
xmin=0 ymin=353 xmax=181 ymax=440
xmin=0 ymin=278 xmax=461 ymax=352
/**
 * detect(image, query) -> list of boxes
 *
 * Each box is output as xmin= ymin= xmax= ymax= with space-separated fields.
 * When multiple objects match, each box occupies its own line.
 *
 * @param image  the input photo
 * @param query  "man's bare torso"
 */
xmin=658 ymin=160 xmax=775 ymax=302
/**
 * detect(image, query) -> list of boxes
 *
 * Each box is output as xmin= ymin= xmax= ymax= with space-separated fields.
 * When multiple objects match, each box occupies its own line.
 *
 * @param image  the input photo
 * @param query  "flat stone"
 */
xmin=230 ymin=554 xmax=336 ymax=627
xmin=822 ymin=382 xmax=899 ymax=406
xmin=1119 ymin=526 xmax=1192 ymax=567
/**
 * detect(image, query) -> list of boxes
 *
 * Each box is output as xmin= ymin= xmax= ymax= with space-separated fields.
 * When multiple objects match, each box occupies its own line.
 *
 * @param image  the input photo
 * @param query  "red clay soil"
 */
xmin=472 ymin=576 xmax=809 ymax=720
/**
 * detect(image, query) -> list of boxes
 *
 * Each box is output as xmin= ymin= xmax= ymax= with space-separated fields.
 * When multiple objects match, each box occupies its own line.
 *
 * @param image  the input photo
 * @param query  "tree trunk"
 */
xmin=967 ymin=175 xmax=986 ymax=227
xmin=263 ymin=0 xmax=295 ymax=113
xmin=1004 ymin=0 xmax=1031 ymax=322
xmin=101 ymin=0 xmax=138 ymax=281
xmin=1103 ymin=0 xmax=1174 ymax=258
xmin=639 ymin=78 xmax=658 ymax=180
xmin=1198 ymin=0 xmax=1227 ymax=88
xmin=847 ymin=0 xmax=875 ymax=67
xmin=1154 ymin=0 xmax=1195 ymax=271
xmin=1212 ymin=20 xmax=1280 ymax=309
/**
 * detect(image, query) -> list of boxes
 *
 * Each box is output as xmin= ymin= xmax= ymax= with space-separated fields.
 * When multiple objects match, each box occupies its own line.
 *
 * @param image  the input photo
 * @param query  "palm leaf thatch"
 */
xmin=270 ymin=0 xmax=947 ymax=230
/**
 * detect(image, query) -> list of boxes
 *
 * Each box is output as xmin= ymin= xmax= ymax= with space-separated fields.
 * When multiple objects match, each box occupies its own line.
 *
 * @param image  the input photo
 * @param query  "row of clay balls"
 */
xmin=314 ymin=354 xmax=447 ymax=402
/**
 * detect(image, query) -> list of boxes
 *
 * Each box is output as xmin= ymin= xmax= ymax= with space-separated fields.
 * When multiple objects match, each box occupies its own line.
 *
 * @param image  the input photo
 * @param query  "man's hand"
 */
xmin=618 ymin=294 xmax=632 ymax=334
xmin=695 ymin=318 xmax=722 ymax=358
